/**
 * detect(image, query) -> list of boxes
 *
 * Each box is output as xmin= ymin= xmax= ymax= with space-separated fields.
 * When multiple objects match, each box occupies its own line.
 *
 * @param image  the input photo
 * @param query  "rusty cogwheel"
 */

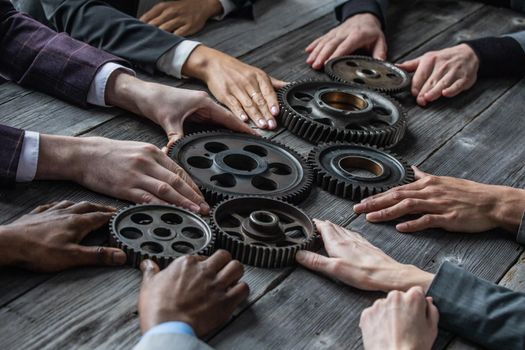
xmin=109 ymin=204 xmax=215 ymax=268
xmin=308 ymin=142 xmax=414 ymax=200
xmin=278 ymin=80 xmax=407 ymax=147
xmin=169 ymin=131 xmax=313 ymax=205
xmin=211 ymin=196 xmax=319 ymax=268
xmin=325 ymin=55 xmax=410 ymax=93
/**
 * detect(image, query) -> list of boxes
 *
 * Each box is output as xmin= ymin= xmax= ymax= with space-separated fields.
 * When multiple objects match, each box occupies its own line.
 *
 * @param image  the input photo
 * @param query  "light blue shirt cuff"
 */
xmin=87 ymin=62 xmax=135 ymax=107
xmin=142 ymin=322 xmax=196 ymax=339
xmin=15 ymin=131 xmax=39 ymax=182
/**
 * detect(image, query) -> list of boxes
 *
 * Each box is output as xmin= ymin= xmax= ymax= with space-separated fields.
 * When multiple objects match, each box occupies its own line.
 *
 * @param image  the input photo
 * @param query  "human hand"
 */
xmin=182 ymin=46 xmax=287 ymax=130
xmin=397 ymin=44 xmax=479 ymax=106
xmin=296 ymin=220 xmax=434 ymax=292
xmin=139 ymin=0 xmax=223 ymax=36
xmin=354 ymin=166 xmax=525 ymax=233
xmin=306 ymin=13 xmax=386 ymax=70
xmin=138 ymin=250 xmax=249 ymax=336
xmin=360 ymin=287 xmax=439 ymax=350
xmin=0 ymin=201 xmax=126 ymax=272
xmin=105 ymin=71 xmax=255 ymax=148
xmin=36 ymin=135 xmax=209 ymax=215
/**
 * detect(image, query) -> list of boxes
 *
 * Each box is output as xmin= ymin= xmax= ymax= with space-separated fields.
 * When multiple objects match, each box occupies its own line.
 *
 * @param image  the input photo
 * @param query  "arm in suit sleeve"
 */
xmin=0 ymin=125 xmax=25 ymax=186
xmin=133 ymin=333 xmax=215 ymax=350
xmin=335 ymin=0 xmax=389 ymax=27
xmin=20 ymin=0 xmax=186 ymax=74
xmin=427 ymin=261 xmax=525 ymax=350
xmin=0 ymin=0 xmax=128 ymax=106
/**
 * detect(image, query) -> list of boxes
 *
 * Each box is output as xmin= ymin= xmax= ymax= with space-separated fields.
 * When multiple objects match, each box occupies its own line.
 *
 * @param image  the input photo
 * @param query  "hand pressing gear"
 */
xmin=325 ymin=55 xmax=410 ymax=93
xmin=110 ymin=204 xmax=215 ymax=268
xmin=308 ymin=142 xmax=414 ymax=201
xmin=169 ymin=131 xmax=313 ymax=205
xmin=211 ymin=197 xmax=318 ymax=268
xmin=278 ymin=80 xmax=407 ymax=147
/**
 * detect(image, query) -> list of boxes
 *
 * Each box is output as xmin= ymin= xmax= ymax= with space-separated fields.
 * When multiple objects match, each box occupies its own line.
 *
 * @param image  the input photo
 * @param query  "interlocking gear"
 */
xmin=211 ymin=197 xmax=318 ymax=268
xmin=109 ymin=204 xmax=215 ymax=268
xmin=325 ymin=55 xmax=411 ymax=93
xmin=278 ymin=80 xmax=407 ymax=147
xmin=169 ymin=131 xmax=313 ymax=205
xmin=308 ymin=142 xmax=414 ymax=200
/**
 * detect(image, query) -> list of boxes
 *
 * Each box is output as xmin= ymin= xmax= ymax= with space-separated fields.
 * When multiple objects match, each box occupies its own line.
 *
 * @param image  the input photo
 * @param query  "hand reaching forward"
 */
xmin=354 ymin=166 xmax=525 ymax=233
xmin=0 ymin=201 xmax=126 ymax=272
xmin=138 ymin=250 xmax=249 ymax=336
xmin=397 ymin=44 xmax=479 ymax=106
xmin=306 ymin=13 xmax=386 ymax=70
xmin=360 ymin=287 xmax=439 ymax=350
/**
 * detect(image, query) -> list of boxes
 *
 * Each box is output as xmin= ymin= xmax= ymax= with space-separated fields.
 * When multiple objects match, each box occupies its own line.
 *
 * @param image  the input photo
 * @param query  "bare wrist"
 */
xmin=206 ymin=0 xmax=224 ymax=18
xmin=491 ymin=186 xmax=525 ymax=233
xmin=182 ymin=45 xmax=215 ymax=81
xmin=105 ymin=70 xmax=145 ymax=114
xmin=0 ymin=226 xmax=22 ymax=267
xmin=35 ymin=134 xmax=85 ymax=182
xmin=388 ymin=264 xmax=435 ymax=293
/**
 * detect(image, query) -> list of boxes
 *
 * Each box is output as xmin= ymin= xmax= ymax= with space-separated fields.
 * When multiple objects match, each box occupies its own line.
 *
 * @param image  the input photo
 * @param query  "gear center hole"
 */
xmin=252 ymin=211 xmax=277 ymax=225
xmin=339 ymin=156 xmax=384 ymax=178
xmin=321 ymin=91 xmax=368 ymax=112
xmin=223 ymin=154 xmax=258 ymax=171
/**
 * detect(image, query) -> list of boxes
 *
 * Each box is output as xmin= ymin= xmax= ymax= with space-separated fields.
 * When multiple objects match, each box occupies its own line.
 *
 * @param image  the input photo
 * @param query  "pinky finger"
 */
xmin=306 ymin=37 xmax=322 ymax=53
xmin=442 ymin=79 xmax=467 ymax=97
xmin=395 ymin=214 xmax=445 ymax=233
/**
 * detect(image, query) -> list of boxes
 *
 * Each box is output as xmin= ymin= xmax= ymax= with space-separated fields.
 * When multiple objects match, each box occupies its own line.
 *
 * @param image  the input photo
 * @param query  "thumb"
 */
xmin=270 ymin=77 xmax=288 ymax=89
xmin=426 ymin=297 xmax=440 ymax=326
xmin=74 ymin=245 xmax=128 ymax=267
xmin=411 ymin=165 xmax=430 ymax=180
xmin=296 ymin=250 xmax=336 ymax=276
xmin=140 ymin=259 xmax=160 ymax=285
xmin=371 ymin=36 xmax=387 ymax=61
xmin=397 ymin=58 xmax=419 ymax=72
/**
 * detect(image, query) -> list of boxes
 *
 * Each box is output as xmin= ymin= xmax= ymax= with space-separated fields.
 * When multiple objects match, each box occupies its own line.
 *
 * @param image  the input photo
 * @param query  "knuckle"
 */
xmin=391 ymin=191 xmax=403 ymax=201
xmin=402 ymin=198 xmax=416 ymax=209
xmin=140 ymin=192 xmax=154 ymax=204
xmin=156 ymin=183 xmax=172 ymax=196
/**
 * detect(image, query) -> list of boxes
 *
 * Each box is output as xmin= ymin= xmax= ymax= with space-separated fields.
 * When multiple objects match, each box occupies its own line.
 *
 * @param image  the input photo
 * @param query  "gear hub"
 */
xmin=109 ymin=204 xmax=215 ymax=268
xmin=169 ymin=131 xmax=313 ymax=205
xmin=325 ymin=55 xmax=411 ymax=93
xmin=308 ymin=142 xmax=414 ymax=200
xmin=278 ymin=80 xmax=407 ymax=147
xmin=211 ymin=197 xmax=318 ymax=268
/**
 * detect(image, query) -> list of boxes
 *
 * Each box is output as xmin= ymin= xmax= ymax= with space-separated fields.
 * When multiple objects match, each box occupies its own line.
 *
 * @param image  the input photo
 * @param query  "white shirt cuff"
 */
xmin=16 ymin=131 xmax=40 ymax=183
xmin=214 ymin=0 xmax=237 ymax=20
xmin=87 ymin=62 xmax=136 ymax=107
xmin=156 ymin=40 xmax=201 ymax=79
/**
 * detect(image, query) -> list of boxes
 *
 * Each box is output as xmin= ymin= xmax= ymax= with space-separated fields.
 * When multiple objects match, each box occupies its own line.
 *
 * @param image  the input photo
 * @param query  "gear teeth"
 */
xmin=325 ymin=55 xmax=411 ymax=94
xmin=278 ymin=80 xmax=407 ymax=148
xmin=308 ymin=142 xmax=415 ymax=201
xmin=109 ymin=204 xmax=215 ymax=269
xmin=169 ymin=130 xmax=314 ymax=206
xmin=211 ymin=197 xmax=319 ymax=268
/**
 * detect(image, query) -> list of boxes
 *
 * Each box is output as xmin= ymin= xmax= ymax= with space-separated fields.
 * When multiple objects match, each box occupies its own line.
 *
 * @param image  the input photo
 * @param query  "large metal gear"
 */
xmin=325 ymin=55 xmax=411 ymax=93
xmin=211 ymin=197 xmax=318 ymax=268
xmin=278 ymin=80 xmax=407 ymax=147
xmin=308 ymin=142 xmax=414 ymax=200
xmin=109 ymin=204 xmax=215 ymax=268
xmin=169 ymin=131 xmax=313 ymax=205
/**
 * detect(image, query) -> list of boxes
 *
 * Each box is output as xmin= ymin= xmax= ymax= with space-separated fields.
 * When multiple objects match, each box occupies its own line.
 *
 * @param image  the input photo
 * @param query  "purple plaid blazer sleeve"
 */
xmin=0 ymin=125 xmax=24 ymax=186
xmin=0 ymin=0 xmax=128 ymax=106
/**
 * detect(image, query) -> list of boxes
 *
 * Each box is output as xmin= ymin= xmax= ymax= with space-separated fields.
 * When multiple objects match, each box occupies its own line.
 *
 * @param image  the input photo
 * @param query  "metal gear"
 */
xmin=211 ymin=197 xmax=318 ymax=268
xmin=169 ymin=131 xmax=313 ymax=205
xmin=325 ymin=55 xmax=411 ymax=93
xmin=308 ymin=142 xmax=414 ymax=200
xmin=109 ymin=204 xmax=215 ymax=268
xmin=278 ymin=80 xmax=407 ymax=147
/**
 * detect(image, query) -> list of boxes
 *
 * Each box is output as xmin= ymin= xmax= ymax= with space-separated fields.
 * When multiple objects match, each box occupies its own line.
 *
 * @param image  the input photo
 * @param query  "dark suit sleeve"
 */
xmin=427 ymin=262 xmax=525 ymax=350
xmin=0 ymin=125 xmax=24 ymax=186
xmin=16 ymin=0 xmax=185 ymax=74
xmin=0 ymin=0 xmax=128 ymax=106
xmin=335 ymin=0 xmax=388 ymax=28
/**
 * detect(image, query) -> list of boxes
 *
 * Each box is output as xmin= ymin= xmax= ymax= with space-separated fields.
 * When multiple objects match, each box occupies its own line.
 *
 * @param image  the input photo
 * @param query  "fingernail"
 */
xmin=295 ymin=251 xmax=306 ymax=262
xmin=190 ymin=204 xmax=201 ymax=213
xmin=240 ymin=114 xmax=248 ymax=121
xmin=271 ymin=105 xmax=279 ymax=115
xmin=112 ymin=251 xmax=127 ymax=265
xmin=258 ymin=119 xmax=267 ymax=128
xmin=268 ymin=120 xmax=276 ymax=129
xmin=365 ymin=213 xmax=376 ymax=221
xmin=200 ymin=202 xmax=210 ymax=213
xmin=396 ymin=223 xmax=408 ymax=231
xmin=353 ymin=203 xmax=363 ymax=212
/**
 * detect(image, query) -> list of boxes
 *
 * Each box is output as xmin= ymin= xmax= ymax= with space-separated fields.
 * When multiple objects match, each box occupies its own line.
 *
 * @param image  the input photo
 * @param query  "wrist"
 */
xmin=182 ymin=45 xmax=217 ymax=81
xmin=385 ymin=264 xmax=435 ymax=293
xmin=35 ymin=134 xmax=86 ymax=183
xmin=490 ymin=186 xmax=525 ymax=233
xmin=205 ymin=0 xmax=224 ymax=18
xmin=0 ymin=226 xmax=19 ymax=266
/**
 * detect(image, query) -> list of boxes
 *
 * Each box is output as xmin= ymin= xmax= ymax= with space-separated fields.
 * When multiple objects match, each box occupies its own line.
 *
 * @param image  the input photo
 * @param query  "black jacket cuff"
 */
xmin=335 ymin=0 xmax=385 ymax=29
xmin=464 ymin=36 xmax=525 ymax=78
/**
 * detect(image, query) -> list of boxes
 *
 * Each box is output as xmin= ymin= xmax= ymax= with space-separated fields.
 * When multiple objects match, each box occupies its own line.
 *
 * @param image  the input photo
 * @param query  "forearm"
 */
xmin=0 ymin=227 xmax=18 ymax=267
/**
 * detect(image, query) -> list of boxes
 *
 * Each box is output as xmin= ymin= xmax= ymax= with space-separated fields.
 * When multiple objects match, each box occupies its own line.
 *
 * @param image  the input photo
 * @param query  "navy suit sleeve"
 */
xmin=335 ymin=0 xmax=388 ymax=28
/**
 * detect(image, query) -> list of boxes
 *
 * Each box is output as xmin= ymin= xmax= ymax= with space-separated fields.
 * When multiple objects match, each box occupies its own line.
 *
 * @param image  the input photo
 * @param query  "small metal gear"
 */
xmin=278 ymin=80 xmax=407 ymax=147
xmin=211 ymin=197 xmax=318 ymax=268
xmin=308 ymin=142 xmax=414 ymax=200
xmin=325 ymin=55 xmax=411 ymax=93
xmin=109 ymin=204 xmax=215 ymax=268
xmin=169 ymin=131 xmax=313 ymax=205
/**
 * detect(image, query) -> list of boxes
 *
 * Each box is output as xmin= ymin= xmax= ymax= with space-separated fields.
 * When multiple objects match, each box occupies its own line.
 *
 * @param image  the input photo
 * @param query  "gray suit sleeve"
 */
xmin=133 ymin=333 xmax=214 ymax=350
xmin=517 ymin=210 xmax=525 ymax=244
xmin=13 ymin=0 xmax=184 ymax=74
xmin=427 ymin=262 xmax=525 ymax=350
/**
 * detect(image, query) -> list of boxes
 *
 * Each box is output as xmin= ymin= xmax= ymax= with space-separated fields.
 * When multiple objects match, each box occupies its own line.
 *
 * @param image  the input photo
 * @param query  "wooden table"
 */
xmin=2 ymin=1 xmax=525 ymax=349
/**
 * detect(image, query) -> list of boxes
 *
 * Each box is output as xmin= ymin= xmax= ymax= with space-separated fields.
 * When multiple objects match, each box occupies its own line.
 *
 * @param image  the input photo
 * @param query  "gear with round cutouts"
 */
xmin=211 ymin=196 xmax=319 ymax=268
xmin=278 ymin=80 xmax=407 ymax=147
xmin=109 ymin=204 xmax=215 ymax=268
xmin=325 ymin=55 xmax=411 ymax=93
xmin=308 ymin=142 xmax=414 ymax=200
xmin=169 ymin=131 xmax=313 ymax=205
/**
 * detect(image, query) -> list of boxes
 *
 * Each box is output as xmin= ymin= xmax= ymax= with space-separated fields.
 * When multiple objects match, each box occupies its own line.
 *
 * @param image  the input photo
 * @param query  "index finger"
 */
xmin=139 ymin=3 xmax=165 ymax=22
